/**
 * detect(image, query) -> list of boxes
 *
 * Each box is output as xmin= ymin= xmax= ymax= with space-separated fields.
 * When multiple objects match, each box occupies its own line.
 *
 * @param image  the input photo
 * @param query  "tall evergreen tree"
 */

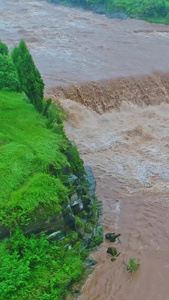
xmin=12 ymin=40 xmax=44 ymax=112
xmin=0 ymin=40 xmax=8 ymax=56
xmin=0 ymin=54 xmax=20 ymax=91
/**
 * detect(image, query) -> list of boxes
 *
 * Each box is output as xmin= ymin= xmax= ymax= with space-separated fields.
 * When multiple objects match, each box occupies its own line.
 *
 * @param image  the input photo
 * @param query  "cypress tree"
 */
xmin=12 ymin=40 xmax=44 ymax=112
xmin=0 ymin=40 xmax=8 ymax=56
xmin=0 ymin=54 xmax=20 ymax=91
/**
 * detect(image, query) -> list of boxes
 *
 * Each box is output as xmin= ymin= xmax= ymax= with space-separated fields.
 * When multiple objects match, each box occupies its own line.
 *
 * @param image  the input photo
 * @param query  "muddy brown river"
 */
xmin=2 ymin=1 xmax=169 ymax=299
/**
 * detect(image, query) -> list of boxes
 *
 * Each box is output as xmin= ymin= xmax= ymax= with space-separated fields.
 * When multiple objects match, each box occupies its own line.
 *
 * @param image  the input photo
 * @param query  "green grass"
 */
xmin=0 ymin=91 xmax=70 ymax=226
xmin=0 ymin=42 xmax=95 ymax=300
xmin=0 ymin=91 xmax=87 ymax=299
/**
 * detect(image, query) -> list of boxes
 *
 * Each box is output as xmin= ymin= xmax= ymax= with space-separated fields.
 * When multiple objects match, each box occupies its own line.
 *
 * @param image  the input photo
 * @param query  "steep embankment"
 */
xmin=0 ymin=91 xmax=102 ymax=300
xmin=51 ymin=72 xmax=169 ymax=113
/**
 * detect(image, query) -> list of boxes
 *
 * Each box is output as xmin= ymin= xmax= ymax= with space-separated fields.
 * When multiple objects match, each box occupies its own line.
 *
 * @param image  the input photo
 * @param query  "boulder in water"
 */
xmin=107 ymin=247 xmax=117 ymax=256
xmin=105 ymin=233 xmax=121 ymax=242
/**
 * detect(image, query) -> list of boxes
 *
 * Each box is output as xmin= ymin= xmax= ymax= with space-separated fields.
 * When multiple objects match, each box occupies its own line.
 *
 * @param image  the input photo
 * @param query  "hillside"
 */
xmin=0 ymin=42 xmax=102 ymax=299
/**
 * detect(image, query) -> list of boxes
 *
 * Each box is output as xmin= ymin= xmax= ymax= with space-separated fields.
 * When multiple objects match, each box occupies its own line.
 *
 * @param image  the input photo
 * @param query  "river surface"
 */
xmin=2 ymin=0 xmax=169 ymax=92
xmin=2 ymin=1 xmax=169 ymax=299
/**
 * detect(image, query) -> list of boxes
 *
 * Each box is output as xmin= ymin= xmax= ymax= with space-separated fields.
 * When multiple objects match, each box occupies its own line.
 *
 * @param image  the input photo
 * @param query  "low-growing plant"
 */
xmin=75 ymin=216 xmax=84 ymax=229
xmin=94 ymin=235 xmax=103 ymax=245
xmin=124 ymin=258 xmax=140 ymax=273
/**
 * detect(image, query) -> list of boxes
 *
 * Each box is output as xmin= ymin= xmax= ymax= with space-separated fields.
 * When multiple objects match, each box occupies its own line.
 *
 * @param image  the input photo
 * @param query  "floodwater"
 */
xmin=62 ymin=99 xmax=169 ymax=300
xmin=2 ymin=0 xmax=169 ymax=92
xmin=2 ymin=1 xmax=169 ymax=299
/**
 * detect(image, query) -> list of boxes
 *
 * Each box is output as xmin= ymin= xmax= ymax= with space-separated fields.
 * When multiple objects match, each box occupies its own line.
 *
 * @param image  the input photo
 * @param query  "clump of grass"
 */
xmin=124 ymin=258 xmax=140 ymax=273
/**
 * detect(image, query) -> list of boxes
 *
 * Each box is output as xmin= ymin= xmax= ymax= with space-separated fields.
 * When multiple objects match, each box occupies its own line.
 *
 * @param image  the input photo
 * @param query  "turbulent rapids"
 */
xmin=62 ymin=95 xmax=169 ymax=300
xmin=51 ymin=72 xmax=169 ymax=113
xmin=2 ymin=0 xmax=169 ymax=299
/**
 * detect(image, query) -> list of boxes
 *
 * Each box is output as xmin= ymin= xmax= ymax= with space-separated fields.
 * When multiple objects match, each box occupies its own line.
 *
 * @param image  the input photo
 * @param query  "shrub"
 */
xmin=0 ymin=54 xmax=20 ymax=91
xmin=124 ymin=258 xmax=140 ymax=272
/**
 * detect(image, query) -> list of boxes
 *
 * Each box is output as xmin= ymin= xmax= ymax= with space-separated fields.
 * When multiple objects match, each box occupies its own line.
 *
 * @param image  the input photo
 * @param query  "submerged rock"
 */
xmin=105 ymin=233 xmax=121 ymax=242
xmin=107 ymin=247 xmax=117 ymax=256
xmin=84 ymin=259 xmax=98 ymax=267
xmin=84 ymin=166 xmax=96 ymax=199
xmin=111 ymin=258 xmax=116 ymax=262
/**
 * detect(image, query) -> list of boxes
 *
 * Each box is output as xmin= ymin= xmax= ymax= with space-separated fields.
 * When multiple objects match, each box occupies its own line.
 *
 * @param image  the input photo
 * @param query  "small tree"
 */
xmin=0 ymin=54 xmax=20 ymax=91
xmin=12 ymin=40 xmax=44 ymax=112
xmin=0 ymin=40 xmax=8 ymax=56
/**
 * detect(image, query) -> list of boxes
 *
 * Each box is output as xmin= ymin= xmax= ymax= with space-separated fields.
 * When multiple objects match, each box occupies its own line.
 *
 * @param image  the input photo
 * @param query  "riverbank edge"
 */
xmin=47 ymin=0 xmax=169 ymax=24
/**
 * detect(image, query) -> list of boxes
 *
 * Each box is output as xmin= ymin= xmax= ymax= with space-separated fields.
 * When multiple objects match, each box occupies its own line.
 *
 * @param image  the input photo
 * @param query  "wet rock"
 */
xmin=67 ymin=174 xmax=78 ymax=185
xmin=74 ymin=291 xmax=81 ymax=298
xmin=105 ymin=233 xmax=121 ymax=242
xmin=62 ymin=205 xmax=76 ymax=230
xmin=63 ymin=214 xmax=76 ymax=230
xmin=70 ymin=193 xmax=79 ymax=206
xmin=105 ymin=232 xmax=115 ymax=239
xmin=21 ymin=212 xmax=65 ymax=236
xmin=47 ymin=230 xmax=65 ymax=241
xmin=84 ymin=259 xmax=98 ymax=267
xmin=82 ymin=235 xmax=93 ymax=248
xmin=106 ymin=11 xmax=128 ymax=20
xmin=111 ymin=258 xmax=116 ymax=262
xmin=107 ymin=247 xmax=117 ymax=256
xmin=72 ymin=202 xmax=83 ymax=215
xmin=70 ymin=193 xmax=83 ymax=214
xmin=84 ymin=166 xmax=96 ymax=199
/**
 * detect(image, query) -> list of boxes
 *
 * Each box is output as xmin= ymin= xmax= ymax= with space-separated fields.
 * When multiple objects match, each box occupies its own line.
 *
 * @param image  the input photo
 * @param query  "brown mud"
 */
xmin=2 ymin=1 xmax=169 ymax=299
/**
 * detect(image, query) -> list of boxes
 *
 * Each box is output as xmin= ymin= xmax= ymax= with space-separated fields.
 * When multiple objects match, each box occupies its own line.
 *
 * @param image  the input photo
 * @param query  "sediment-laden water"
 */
xmin=2 ymin=1 xmax=169 ymax=299
xmin=2 ymin=0 xmax=169 ymax=93
xmin=61 ymin=98 xmax=169 ymax=300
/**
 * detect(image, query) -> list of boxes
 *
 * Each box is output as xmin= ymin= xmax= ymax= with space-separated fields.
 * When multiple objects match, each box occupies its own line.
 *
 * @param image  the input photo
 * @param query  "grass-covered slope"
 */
xmin=0 ymin=91 xmax=69 ymax=227
xmin=0 ymin=229 xmax=84 ymax=300
xmin=0 ymin=91 xmax=88 ymax=300
xmin=0 ymin=40 xmax=102 ymax=299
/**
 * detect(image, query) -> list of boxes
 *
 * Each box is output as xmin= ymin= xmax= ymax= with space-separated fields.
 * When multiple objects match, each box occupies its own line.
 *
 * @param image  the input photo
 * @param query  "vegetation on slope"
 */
xmin=48 ymin=0 xmax=169 ymax=24
xmin=0 ymin=91 xmax=68 ymax=228
xmin=0 ymin=40 xmax=102 ymax=299
xmin=12 ymin=40 xmax=44 ymax=112
xmin=0 ymin=229 xmax=84 ymax=300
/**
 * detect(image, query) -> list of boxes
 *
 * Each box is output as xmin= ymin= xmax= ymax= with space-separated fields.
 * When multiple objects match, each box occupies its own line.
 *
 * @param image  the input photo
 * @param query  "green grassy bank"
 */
xmin=0 ymin=41 xmax=102 ymax=299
